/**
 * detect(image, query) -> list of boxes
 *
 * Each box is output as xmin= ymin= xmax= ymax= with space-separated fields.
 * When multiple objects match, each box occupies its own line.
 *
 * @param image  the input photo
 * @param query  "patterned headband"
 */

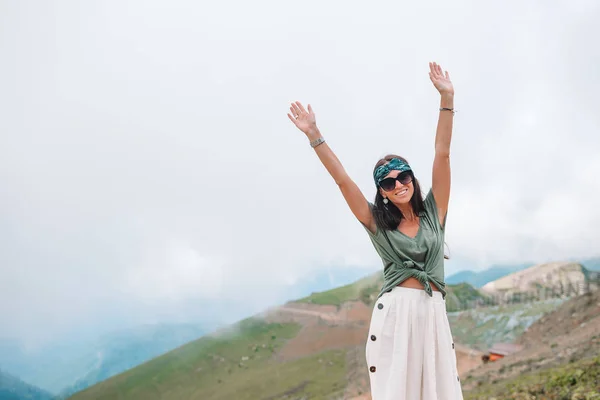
xmin=373 ymin=158 xmax=412 ymax=186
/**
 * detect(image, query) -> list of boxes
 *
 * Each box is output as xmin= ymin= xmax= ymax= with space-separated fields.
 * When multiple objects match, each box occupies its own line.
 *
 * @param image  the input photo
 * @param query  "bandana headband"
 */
xmin=373 ymin=158 xmax=412 ymax=187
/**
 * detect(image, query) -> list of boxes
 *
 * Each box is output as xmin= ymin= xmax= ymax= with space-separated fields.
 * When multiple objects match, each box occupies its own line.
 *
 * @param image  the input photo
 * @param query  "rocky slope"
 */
xmin=481 ymin=261 xmax=590 ymax=297
xmin=462 ymin=289 xmax=600 ymax=396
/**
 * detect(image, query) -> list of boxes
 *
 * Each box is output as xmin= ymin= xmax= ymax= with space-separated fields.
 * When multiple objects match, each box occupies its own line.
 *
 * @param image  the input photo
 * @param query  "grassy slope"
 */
xmin=295 ymin=272 xmax=486 ymax=312
xmin=444 ymin=282 xmax=488 ymax=312
xmin=294 ymin=272 xmax=382 ymax=307
xmin=68 ymin=318 xmax=347 ymax=400
xmin=465 ymin=356 xmax=600 ymax=400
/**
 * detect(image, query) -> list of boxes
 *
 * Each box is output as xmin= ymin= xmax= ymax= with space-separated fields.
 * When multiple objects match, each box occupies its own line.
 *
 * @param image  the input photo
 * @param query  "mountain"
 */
xmin=62 ymin=266 xmax=599 ymax=399
xmin=444 ymin=270 xmax=478 ymax=285
xmin=581 ymin=256 xmax=600 ymax=271
xmin=463 ymin=289 xmax=600 ymax=399
xmin=0 ymin=266 xmax=375 ymax=397
xmin=0 ymin=337 xmax=97 ymax=396
xmin=0 ymin=323 xmax=206 ymax=396
xmin=446 ymin=256 xmax=600 ymax=288
xmin=56 ymin=323 xmax=209 ymax=398
xmin=447 ymin=298 xmax=566 ymax=351
xmin=66 ymin=274 xmax=532 ymax=400
xmin=0 ymin=370 xmax=53 ymax=400
xmin=480 ymin=262 xmax=590 ymax=296
xmin=445 ymin=263 xmax=532 ymax=287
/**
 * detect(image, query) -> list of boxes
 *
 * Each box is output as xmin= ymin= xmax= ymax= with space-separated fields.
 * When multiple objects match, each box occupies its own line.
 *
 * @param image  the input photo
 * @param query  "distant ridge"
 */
xmin=446 ymin=256 xmax=600 ymax=287
xmin=445 ymin=263 xmax=531 ymax=287
xmin=581 ymin=256 xmax=600 ymax=271
xmin=481 ymin=261 xmax=589 ymax=296
xmin=0 ymin=369 xmax=53 ymax=400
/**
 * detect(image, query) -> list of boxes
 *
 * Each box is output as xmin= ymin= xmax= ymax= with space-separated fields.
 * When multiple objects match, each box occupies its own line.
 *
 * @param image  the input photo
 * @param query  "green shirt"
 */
xmin=363 ymin=189 xmax=447 ymax=299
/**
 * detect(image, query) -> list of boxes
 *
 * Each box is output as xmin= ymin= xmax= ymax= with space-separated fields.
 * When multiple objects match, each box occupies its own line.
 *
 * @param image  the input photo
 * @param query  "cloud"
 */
xmin=0 ymin=0 xmax=599 ymax=346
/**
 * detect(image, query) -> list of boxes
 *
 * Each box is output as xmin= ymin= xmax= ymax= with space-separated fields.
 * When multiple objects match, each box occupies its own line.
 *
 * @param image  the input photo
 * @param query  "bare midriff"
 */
xmin=398 ymin=276 xmax=441 ymax=291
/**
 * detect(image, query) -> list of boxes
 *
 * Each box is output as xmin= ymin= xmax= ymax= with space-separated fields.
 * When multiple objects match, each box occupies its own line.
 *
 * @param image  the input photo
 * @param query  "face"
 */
xmin=379 ymin=170 xmax=414 ymax=205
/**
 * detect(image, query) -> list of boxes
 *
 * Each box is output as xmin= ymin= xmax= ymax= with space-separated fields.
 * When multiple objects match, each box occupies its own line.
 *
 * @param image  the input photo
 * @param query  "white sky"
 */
xmin=1 ymin=0 xmax=599 ymax=348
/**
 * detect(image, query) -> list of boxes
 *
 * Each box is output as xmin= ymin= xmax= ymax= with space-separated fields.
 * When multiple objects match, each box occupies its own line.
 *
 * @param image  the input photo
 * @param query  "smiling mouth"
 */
xmin=395 ymin=189 xmax=408 ymax=196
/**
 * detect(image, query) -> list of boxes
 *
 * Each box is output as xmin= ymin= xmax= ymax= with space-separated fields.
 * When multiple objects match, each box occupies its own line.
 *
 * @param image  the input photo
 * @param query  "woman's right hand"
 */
xmin=287 ymin=101 xmax=320 ymax=140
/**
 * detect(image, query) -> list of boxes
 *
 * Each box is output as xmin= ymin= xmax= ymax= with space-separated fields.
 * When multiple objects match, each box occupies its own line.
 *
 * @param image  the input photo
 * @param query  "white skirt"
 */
xmin=365 ymin=286 xmax=464 ymax=400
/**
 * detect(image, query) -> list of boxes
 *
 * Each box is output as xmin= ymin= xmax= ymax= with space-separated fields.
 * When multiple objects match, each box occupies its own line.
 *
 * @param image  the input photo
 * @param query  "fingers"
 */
xmin=289 ymin=102 xmax=305 ymax=126
xmin=290 ymin=102 xmax=301 ymax=117
xmin=290 ymin=101 xmax=312 ymax=121
xmin=429 ymin=61 xmax=450 ymax=79
xmin=290 ymin=106 xmax=300 ymax=120
xmin=296 ymin=101 xmax=307 ymax=114
xmin=287 ymin=101 xmax=316 ymax=129
xmin=287 ymin=113 xmax=299 ymax=126
xmin=429 ymin=62 xmax=440 ymax=79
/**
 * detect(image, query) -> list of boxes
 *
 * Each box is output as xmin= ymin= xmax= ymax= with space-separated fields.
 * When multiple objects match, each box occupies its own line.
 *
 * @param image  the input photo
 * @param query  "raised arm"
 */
xmin=428 ymin=62 xmax=455 ymax=226
xmin=287 ymin=101 xmax=376 ymax=233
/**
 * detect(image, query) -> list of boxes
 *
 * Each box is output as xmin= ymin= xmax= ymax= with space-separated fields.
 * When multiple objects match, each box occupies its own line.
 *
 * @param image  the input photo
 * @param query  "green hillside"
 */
xmin=295 ymin=272 xmax=381 ymax=307
xmin=296 ymin=272 xmax=485 ymax=312
xmin=444 ymin=282 xmax=489 ymax=312
xmin=465 ymin=355 xmax=600 ymax=400
xmin=68 ymin=318 xmax=347 ymax=400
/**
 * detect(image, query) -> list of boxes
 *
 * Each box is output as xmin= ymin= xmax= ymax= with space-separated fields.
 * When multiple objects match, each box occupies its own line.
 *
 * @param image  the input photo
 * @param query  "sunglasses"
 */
xmin=379 ymin=171 xmax=413 ymax=192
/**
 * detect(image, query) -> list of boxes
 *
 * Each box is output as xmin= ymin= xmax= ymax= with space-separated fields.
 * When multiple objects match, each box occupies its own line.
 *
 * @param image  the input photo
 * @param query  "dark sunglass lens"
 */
xmin=380 ymin=178 xmax=396 ymax=191
xmin=399 ymin=172 xmax=412 ymax=185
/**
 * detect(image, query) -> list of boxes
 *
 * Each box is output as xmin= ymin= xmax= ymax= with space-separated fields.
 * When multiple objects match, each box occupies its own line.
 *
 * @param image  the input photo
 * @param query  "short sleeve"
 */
xmin=424 ymin=189 xmax=447 ymax=231
xmin=360 ymin=202 xmax=384 ymax=240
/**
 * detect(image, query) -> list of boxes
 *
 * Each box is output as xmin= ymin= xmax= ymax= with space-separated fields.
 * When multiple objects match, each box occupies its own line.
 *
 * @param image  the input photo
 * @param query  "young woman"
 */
xmin=287 ymin=62 xmax=463 ymax=399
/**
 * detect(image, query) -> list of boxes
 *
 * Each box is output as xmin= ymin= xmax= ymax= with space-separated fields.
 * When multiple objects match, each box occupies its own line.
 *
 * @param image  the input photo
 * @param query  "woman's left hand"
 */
xmin=429 ymin=62 xmax=454 ymax=96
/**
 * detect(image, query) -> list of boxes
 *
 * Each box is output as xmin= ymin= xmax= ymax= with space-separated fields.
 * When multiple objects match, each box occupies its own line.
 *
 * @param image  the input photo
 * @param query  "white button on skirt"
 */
xmin=366 ymin=286 xmax=464 ymax=400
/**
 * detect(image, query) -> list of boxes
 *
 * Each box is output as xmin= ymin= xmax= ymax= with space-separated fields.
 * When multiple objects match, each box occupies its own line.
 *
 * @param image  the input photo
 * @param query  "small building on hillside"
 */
xmin=481 ymin=343 xmax=523 ymax=363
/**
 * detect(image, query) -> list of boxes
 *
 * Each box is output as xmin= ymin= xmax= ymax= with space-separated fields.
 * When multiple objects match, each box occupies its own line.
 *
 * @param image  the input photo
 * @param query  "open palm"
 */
xmin=287 ymin=101 xmax=317 ymax=136
xmin=429 ymin=62 xmax=454 ymax=96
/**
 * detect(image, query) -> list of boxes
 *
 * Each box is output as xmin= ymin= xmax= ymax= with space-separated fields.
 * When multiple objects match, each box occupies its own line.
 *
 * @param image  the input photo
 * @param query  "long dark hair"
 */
xmin=372 ymin=154 xmax=425 ymax=231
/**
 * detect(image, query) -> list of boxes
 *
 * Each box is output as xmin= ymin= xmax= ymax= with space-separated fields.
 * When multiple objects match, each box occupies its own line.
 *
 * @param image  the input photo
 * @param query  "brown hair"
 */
xmin=372 ymin=154 xmax=425 ymax=231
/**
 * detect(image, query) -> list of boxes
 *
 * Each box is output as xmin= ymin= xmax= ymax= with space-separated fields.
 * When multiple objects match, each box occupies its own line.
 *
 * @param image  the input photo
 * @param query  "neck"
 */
xmin=397 ymin=202 xmax=417 ymax=221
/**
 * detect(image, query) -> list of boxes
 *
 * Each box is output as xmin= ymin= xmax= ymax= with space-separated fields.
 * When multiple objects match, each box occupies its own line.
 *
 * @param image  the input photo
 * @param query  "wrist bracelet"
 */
xmin=440 ymin=107 xmax=456 ymax=115
xmin=310 ymin=137 xmax=325 ymax=148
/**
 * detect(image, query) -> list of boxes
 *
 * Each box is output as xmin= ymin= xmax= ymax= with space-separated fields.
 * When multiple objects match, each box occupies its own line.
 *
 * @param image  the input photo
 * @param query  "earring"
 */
xmin=383 ymin=198 xmax=389 ymax=204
